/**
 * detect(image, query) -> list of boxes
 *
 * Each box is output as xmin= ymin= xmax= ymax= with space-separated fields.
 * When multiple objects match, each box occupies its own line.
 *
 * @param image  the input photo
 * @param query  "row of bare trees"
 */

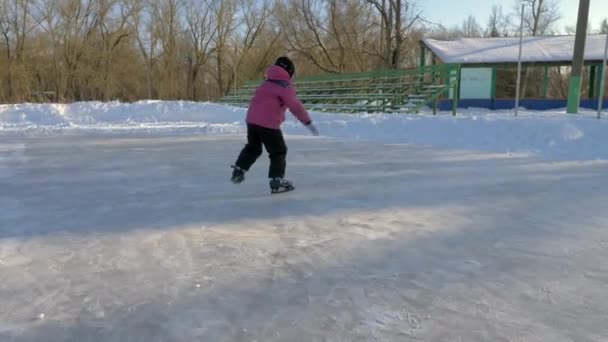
xmin=0 ymin=0 xmax=606 ymax=103
xmin=0 ymin=0 xmax=426 ymax=103
xmin=0 ymin=0 xmax=273 ymax=102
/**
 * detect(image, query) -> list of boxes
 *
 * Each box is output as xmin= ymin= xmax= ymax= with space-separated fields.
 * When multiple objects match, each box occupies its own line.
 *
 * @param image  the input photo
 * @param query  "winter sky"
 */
xmin=421 ymin=0 xmax=608 ymax=32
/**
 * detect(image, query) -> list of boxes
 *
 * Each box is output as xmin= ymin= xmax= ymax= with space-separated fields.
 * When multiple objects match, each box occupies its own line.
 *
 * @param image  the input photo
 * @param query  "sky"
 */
xmin=419 ymin=0 xmax=608 ymax=33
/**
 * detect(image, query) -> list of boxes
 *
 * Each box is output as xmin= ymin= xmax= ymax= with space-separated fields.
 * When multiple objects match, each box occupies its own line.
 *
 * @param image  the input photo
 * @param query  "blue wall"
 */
xmin=438 ymin=98 xmax=608 ymax=111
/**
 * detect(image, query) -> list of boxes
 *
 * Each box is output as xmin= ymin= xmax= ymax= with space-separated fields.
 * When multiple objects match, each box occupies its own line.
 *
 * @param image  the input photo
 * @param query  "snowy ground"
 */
xmin=2 ymin=101 xmax=608 ymax=161
xmin=1 ymin=102 xmax=608 ymax=341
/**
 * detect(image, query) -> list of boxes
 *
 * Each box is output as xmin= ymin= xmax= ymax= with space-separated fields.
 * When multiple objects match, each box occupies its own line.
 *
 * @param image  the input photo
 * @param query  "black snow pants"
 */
xmin=235 ymin=123 xmax=288 ymax=179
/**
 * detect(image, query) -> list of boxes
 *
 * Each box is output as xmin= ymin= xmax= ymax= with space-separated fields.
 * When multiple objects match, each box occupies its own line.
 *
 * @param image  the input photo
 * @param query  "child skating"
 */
xmin=230 ymin=56 xmax=319 ymax=193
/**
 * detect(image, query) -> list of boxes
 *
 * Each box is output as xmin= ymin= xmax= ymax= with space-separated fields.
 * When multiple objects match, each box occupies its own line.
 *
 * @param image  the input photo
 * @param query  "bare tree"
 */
xmin=515 ymin=0 xmax=561 ymax=98
xmin=461 ymin=15 xmax=482 ymax=37
xmin=365 ymin=0 xmax=422 ymax=69
xmin=277 ymin=0 xmax=378 ymax=73
xmin=246 ymin=26 xmax=283 ymax=77
xmin=125 ymin=0 xmax=160 ymax=99
xmin=426 ymin=24 xmax=462 ymax=40
xmin=54 ymin=0 xmax=109 ymax=100
xmin=600 ymin=18 xmax=608 ymax=34
xmin=486 ymin=5 xmax=510 ymax=37
xmin=328 ymin=0 xmax=377 ymax=71
xmin=518 ymin=0 xmax=560 ymax=36
xmin=95 ymin=0 xmax=132 ymax=100
xmin=277 ymin=0 xmax=344 ymax=73
xmin=224 ymin=0 xmax=274 ymax=93
xmin=32 ymin=0 xmax=65 ymax=100
xmin=150 ymin=0 xmax=182 ymax=99
xmin=183 ymin=0 xmax=217 ymax=100
xmin=210 ymin=0 xmax=237 ymax=95
xmin=0 ymin=0 xmax=36 ymax=101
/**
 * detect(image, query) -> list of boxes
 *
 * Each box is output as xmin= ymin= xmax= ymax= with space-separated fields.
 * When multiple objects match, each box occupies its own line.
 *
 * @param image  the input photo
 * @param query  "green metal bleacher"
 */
xmin=220 ymin=64 xmax=460 ymax=114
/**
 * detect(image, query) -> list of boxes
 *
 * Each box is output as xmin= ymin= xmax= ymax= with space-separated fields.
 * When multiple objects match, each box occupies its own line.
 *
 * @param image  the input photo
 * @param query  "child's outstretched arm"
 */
xmin=281 ymin=87 xmax=312 ymax=124
xmin=281 ymin=87 xmax=319 ymax=135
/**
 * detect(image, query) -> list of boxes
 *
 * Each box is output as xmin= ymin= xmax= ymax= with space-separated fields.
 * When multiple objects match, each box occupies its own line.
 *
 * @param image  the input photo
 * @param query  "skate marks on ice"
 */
xmin=1 ymin=134 xmax=608 ymax=341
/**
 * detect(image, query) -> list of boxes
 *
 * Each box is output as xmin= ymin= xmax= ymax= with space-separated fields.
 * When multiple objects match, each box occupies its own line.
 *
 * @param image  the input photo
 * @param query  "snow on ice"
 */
xmin=2 ymin=100 xmax=607 ymax=160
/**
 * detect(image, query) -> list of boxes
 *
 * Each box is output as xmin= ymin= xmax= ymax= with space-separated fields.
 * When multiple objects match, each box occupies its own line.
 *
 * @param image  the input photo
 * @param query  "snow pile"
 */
xmin=291 ymin=110 xmax=607 ymax=160
xmin=0 ymin=101 xmax=245 ymax=134
xmin=1 ymin=101 xmax=607 ymax=160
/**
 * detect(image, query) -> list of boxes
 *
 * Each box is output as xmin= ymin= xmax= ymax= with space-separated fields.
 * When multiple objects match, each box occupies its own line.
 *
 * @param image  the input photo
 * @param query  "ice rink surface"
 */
xmin=1 ymin=133 xmax=607 ymax=341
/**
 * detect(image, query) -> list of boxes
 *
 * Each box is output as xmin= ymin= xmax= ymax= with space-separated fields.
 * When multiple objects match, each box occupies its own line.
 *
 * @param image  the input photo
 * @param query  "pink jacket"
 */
xmin=246 ymin=65 xmax=311 ymax=130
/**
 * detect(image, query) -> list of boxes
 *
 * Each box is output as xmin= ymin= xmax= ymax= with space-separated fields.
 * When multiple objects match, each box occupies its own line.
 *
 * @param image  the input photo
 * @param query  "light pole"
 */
xmin=515 ymin=3 xmax=525 ymax=116
xmin=567 ymin=0 xmax=591 ymax=114
xmin=598 ymin=33 xmax=608 ymax=119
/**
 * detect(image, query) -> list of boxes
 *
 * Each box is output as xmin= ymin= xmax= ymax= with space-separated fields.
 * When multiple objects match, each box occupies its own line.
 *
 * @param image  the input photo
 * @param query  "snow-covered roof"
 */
xmin=422 ymin=35 xmax=608 ymax=65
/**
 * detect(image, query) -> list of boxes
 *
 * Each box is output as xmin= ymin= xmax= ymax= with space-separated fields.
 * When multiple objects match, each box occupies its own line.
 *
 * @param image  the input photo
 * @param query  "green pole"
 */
xmin=595 ymin=64 xmax=603 ymax=98
xmin=599 ymin=63 xmax=606 ymax=98
xmin=420 ymin=45 xmax=426 ymax=68
xmin=543 ymin=65 xmax=549 ymax=98
xmin=457 ymin=66 xmax=462 ymax=100
xmin=452 ymin=90 xmax=457 ymax=116
xmin=491 ymin=67 xmax=497 ymax=100
xmin=431 ymin=55 xmax=437 ymax=83
xmin=599 ymin=33 xmax=608 ymax=119
xmin=599 ymin=63 xmax=606 ymax=118
xmin=417 ymin=44 xmax=426 ymax=94
xmin=452 ymin=66 xmax=461 ymax=116
xmin=589 ymin=65 xmax=596 ymax=98
xmin=567 ymin=0 xmax=591 ymax=114
xmin=442 ymin=65 xmax=449 ymax=98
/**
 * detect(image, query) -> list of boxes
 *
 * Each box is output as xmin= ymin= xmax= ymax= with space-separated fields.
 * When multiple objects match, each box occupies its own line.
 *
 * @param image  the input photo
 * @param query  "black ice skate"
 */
xmin=270 ymin=178 xmax=295 ymax=194
xmin=231 ymin=165 xmax=245 ymax=184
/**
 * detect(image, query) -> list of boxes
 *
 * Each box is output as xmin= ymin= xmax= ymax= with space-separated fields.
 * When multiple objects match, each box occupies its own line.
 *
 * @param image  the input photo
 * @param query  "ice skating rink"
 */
xmin=1 ymin=133 xmax=607 ymax=341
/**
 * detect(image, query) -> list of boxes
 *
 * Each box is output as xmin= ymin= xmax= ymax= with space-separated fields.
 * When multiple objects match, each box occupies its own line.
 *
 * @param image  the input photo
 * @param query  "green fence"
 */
xmin=221 ymin=64 xmax=460 ymax=115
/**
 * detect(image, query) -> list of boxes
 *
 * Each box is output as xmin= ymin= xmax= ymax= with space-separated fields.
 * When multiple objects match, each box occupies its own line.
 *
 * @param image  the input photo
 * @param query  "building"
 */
xmin=420 ymin=35 xmax=608 ymax=110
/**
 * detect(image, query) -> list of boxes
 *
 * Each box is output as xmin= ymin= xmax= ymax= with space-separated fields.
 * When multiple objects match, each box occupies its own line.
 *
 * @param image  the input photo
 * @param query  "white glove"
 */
xmin=306 ymin=122 xmax=319 ymax=136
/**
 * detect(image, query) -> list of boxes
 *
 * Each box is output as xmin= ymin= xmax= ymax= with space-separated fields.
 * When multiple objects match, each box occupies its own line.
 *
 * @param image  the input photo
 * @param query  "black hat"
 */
xmin=275 ymin=56 xmax=295 ymax=78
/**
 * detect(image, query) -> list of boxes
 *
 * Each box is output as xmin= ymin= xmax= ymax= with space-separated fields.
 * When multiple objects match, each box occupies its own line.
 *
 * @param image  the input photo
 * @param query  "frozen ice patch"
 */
xmin=0 ymin=143 xmax=27 ymax=179
xmin=561 ymin=123 xmax=584 ymax=141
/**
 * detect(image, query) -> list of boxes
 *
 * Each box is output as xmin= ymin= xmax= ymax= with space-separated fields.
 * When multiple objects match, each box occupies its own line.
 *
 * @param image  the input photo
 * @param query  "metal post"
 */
xmin=543 ymin=65 xmax=549 ymax=98
xmin=598 ymin=33 xmax=608 ymax=119
xmin=596 ymin=63 xmax=603 ymax=96
xmin=491 ymin=67 xmax=498 ymax=110
xmin=567 ymin=0 xmax=591 ymax=114
xmin=420 ymin=44 xmax=426 ymax=68
xmin=452 ymin=66 xmax=461 ymax=116
xmin=491 ymin=67 xmax=497 ymax=100
xmin=515 ymin=4 xmax=525 ymax=116
xmin=589 ymin=65 xmax=596 ymax=98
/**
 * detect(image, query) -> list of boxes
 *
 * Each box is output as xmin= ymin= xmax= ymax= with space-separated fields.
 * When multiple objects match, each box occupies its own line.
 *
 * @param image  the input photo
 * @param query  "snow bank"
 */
xmin=0 ymin=101 xmax=245 ymax=134
xmin=292 ymin=109 xmax=608 ymax=161
xmin=1 ymin=101 xmax=607 ymax=160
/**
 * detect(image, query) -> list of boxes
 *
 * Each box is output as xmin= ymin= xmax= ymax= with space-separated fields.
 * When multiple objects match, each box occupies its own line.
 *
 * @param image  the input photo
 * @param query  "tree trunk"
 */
xmin=7 ymin=67 xmax=13 ymax=101
xmin=146 ymin=69 xmax=152 ymax=99
xmin=216 ymin=52 xmax=224 ymax=96
xmin=192 ymin=67 xmax=199 ymax=101
xmin=385 ymin=1 xmax=393 ymax=68
xmin=392 ymin=0 xmax=402 ymax=68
